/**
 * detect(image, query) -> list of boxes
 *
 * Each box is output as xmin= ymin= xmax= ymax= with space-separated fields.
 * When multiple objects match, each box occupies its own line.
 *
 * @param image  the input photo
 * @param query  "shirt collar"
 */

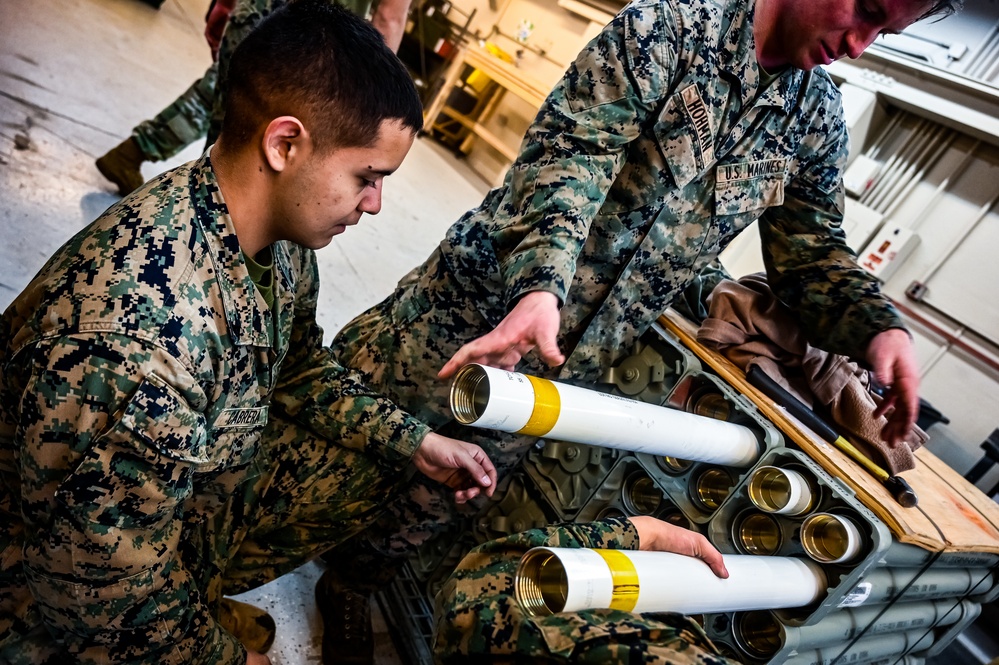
xmin=719 ymin=0 xmax=803 ymax=113
xmin=187 ymin=151 xmax=271 ymax=347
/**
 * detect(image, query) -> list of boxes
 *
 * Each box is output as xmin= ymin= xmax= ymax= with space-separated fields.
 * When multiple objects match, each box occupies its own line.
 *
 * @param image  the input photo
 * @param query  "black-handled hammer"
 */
xmin=746 ymin=365 xmax=918 ymax=508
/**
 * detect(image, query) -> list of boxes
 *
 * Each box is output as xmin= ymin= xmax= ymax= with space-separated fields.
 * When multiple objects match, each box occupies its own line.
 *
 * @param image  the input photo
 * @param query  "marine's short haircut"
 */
xmin=221 ymin=0 xmax=423 ymax=151
xmin=917 ymin=0 xmax=962 ymax=22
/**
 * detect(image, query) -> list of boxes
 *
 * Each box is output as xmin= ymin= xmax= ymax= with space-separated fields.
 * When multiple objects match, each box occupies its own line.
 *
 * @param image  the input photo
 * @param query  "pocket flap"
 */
xmin=121 ymin=373 xmax=208 ymax=464
xmin=715 ymin=160 xmax=786 ymax=215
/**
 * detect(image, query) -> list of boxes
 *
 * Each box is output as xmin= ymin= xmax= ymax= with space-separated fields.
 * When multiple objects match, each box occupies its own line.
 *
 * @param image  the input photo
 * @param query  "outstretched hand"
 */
xmin=412 ymin=432 xmax=498 ymax=503
xmin=628 ymin=516 xmax=729 ymax=578
xmin=866 ymin=328 xmax=920 ymax=447
xmin=438 ymin=291 xmax=565 ymax=379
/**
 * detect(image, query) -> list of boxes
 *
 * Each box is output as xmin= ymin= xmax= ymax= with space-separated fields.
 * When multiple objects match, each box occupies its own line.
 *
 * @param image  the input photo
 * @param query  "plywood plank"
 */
xmin=661 ymin=309 xmax=999 ymax=554
xmin=916 ymin=449 xmax=999 ymax=551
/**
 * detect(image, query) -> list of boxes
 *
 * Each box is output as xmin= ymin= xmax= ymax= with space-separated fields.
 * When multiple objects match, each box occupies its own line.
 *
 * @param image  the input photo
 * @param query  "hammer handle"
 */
xmin=746 ymin=367 xmax=889 ymax=480
xmin=747 ymin=366 xmax=839 ymax=442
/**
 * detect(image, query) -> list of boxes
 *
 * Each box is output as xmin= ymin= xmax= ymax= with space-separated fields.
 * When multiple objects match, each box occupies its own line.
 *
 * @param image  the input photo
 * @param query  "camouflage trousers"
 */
xmin=0 ymin=412 xmax=401 ymax=664
xmin=132 ymin=62 xmax=217 ymax=163
xmin=327 ymin=249 xmax=557 ymax=576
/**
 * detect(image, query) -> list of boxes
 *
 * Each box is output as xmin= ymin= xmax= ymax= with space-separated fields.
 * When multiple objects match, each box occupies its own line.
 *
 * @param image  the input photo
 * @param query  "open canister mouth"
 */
xmin=657 ymin=456 xmax=694 ymax=474
xmin=661 ymin=509 xmax=692 ymax=530
xmin=450 ymin=364 xmax=490 ymax=424
xmin=692 ymin=467 xmax=734 ymax=511
xmin=514 ymin=548 xmax=568 ymax=617
xmin=801 ymin=513 xmax=864 ymax=564
xmin=734 ymin=511 xmax=784 ymax=556
xmin=623 ymin=472 xmax=664 ymax=516
xmin=596 ymin=506 xmax=627 ymax=520
xmin=747 ymin=466 xmax=816 ymax=516
xmin=690 ymin=392 xmax=732 ymax=421
xmin=734 ymin=610 xmax=785 ymax=659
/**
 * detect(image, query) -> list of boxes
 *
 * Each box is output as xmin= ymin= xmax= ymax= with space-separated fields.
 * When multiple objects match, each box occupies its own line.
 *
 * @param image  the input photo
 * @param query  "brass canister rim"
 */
xmin=450 ymin=364 xmax=489 ymax=424
xmin=801 ymin=512 xmax=864 ymax=564
xmin=691 ymin=467 xmax=734 ymax=512
xmin=733 ymin=511 xmax=784 ymax=556
xmin=734 ymin=610 xmax=785 ymax=659
xmin=514 ymin=548 xmax=567 ymax=617
xmin=747 ymin=465 xmax=816 ymax=516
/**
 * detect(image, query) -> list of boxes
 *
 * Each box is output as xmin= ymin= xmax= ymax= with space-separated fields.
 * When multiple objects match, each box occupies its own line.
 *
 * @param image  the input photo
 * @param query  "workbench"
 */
xmin=661 ymin=309 xmax=999 ymax=554
xmin=422 ymin=44 xmax=551 ymax=162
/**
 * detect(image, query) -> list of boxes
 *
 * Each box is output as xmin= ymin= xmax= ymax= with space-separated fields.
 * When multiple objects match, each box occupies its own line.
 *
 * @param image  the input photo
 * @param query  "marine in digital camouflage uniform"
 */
xmin=0 ymin=154 xmax=422 ymax=665
xmin=434 ymin=517 xmax=734 ymax=664
xmin=326 ymin=0 xmax=952 ymax=575
xmin=0 ymin=3 xmax=494 ymax=663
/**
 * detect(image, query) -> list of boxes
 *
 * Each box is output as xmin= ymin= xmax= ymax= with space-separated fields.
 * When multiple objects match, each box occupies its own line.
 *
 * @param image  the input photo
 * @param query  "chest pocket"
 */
xmin=714 ymin=159 xmax=786 ymax=216
xmin=208 ymin=406 xmax=268 ymax=469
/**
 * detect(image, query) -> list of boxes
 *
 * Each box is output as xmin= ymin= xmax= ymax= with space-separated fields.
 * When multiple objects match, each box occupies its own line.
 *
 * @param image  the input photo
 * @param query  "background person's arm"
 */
xmin=440 ymin=2 xmax=681 ymax=376
xmin=369 ymin=0 xmax=410 ymax=52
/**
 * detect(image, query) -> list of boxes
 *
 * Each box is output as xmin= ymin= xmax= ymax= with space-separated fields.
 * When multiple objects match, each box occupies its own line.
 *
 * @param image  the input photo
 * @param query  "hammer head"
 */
xmin=884 ymin=476 xmax=919 ymax=508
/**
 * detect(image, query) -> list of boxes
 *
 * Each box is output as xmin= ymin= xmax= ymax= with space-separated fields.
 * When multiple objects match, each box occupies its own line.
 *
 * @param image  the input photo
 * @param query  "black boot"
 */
xmin=316 ymin=541 xmax=408 ymax=665
xmin=316 ymin=569 xmax=376 ymax=665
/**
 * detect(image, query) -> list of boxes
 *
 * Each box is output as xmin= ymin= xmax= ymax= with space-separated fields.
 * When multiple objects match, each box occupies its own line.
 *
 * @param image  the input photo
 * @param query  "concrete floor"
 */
xmin=0 ymin=0 xmax=489 ymax=662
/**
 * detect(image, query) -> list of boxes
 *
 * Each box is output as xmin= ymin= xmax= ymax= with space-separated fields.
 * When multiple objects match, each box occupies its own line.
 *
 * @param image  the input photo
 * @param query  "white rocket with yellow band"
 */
xmin=450 ymin=363 xmax=761 ymax=468
xmin=514 ymin=547 xmax=827 ymax=617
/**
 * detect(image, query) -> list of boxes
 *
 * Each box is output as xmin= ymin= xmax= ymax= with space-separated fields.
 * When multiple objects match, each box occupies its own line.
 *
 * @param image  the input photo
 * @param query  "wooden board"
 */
xmin=661 ymin=309 xmax=999 ymax=554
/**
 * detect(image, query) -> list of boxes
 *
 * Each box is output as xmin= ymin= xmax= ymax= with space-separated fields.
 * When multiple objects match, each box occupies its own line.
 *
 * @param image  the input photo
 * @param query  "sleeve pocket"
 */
xmin=119 ymin=373 xmax=208 ymax=464
xmin=55 ymin=373 xmax=207 ymax=529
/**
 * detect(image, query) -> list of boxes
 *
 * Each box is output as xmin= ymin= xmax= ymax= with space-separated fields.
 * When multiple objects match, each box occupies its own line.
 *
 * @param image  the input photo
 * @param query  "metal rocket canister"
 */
xmin=514 ymin=547 xmax=826 ymax=617
xmin=450 ymin=364 xmax=761 ymax=468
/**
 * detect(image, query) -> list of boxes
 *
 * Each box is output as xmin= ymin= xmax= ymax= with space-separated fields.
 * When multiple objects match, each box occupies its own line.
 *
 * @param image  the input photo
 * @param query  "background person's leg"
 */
xmin=96 ymin=63 xmax=217 ymax=194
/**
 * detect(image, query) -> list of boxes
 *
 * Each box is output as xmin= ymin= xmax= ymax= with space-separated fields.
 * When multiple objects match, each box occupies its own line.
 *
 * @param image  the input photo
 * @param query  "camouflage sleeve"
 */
xmin=214 ymin=0 xmax=276 ymax=89
xmin=495 ymin=1 xmax=678 ymax=307
xmin=270 ymin=249 xmax=430 ymax=468
xmin=14 ymin=333 xmax=244 ymax=665
xmin=758 ymin=88 xmax=905 ymax=361
xmin=433 ymin=518 xmax=639 ymax=660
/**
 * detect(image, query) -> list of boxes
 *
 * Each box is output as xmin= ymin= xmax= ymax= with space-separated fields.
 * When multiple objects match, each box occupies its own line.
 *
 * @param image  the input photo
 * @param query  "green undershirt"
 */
xmin=243 ymin=246 xmax=276 ymax=340
xmin=758 ymin=63 xmax=786 ymax=92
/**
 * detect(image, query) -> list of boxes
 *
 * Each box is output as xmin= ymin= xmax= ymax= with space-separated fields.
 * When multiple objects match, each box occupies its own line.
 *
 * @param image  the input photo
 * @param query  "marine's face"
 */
xmin=274 ymin=119 xmax=415 ymax=250
xmin=756 ymin=0 xmax=933 ymax=70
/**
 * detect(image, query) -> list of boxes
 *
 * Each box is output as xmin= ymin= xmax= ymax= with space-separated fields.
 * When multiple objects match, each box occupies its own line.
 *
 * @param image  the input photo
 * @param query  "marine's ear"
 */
xmin=260 ymin=115 xmax=310 ymax=173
